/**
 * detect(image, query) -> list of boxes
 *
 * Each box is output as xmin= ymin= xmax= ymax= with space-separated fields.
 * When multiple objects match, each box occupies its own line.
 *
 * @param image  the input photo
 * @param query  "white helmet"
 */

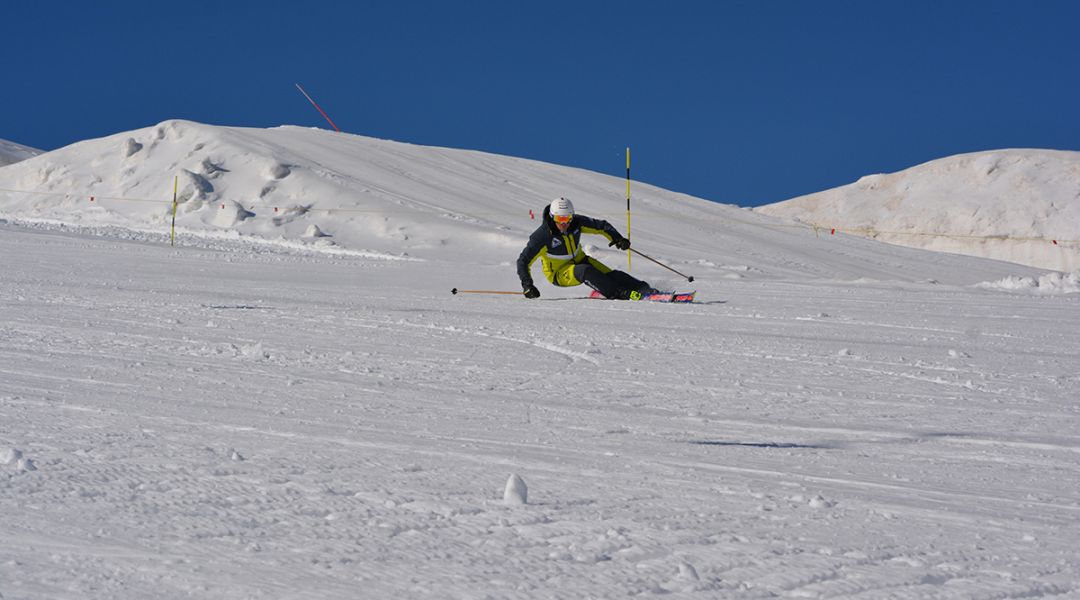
xmin=549 ymin=197 xmax=575 ymax=219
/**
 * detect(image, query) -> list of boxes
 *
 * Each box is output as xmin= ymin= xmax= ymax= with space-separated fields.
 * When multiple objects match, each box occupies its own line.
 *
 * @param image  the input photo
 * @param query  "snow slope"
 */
xmin=0 ymin=120 xmax=1053 ymax=286
xmin=0 ymin=138 xmax=41 ymax=167
xmin=2 ymin=123 xmax=1079 ymax=599
xmin=3 ymin=226 xmax=1079 ymax=600
xmin=756 ymin=149 xmax=1080 ymax=272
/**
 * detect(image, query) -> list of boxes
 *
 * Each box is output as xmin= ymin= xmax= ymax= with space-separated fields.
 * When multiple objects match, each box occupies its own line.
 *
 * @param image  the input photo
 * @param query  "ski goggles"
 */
xmin=553 ymin=214 xmax=573 ymax=224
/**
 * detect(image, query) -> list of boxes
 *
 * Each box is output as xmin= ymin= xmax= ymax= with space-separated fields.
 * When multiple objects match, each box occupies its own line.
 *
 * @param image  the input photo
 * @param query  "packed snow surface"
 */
xmin=2 ymin=122 xmax=1079 ymax=598
xmin=756 ymin=149 xmax=1080 ymax=272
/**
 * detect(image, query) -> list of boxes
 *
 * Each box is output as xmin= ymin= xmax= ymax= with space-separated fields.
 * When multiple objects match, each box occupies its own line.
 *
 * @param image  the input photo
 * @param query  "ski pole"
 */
xmin=630 ymin=248 xmax=695 ymax=282
xmin=295 ymin=83 xmax=342 ymax=132
xmin=451 ymin=288 xmax=524 ymax=296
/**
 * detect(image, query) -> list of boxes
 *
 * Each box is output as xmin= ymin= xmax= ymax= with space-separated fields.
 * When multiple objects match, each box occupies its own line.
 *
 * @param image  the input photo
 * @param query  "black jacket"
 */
xmin=517 ymin=205 xmax=625 ymax=288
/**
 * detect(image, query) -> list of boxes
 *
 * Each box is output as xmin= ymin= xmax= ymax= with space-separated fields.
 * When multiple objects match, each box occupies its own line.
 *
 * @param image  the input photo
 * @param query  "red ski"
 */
xmin=589 ymin=290 xmax=696 ymax=303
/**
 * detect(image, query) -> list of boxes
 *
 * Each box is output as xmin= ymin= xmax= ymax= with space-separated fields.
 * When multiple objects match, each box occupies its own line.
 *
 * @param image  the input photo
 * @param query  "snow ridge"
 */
xmin=0 ymin=138 xmax=42 ymax=167
xmin=756 ymin=149 xmax=1080 ymax=272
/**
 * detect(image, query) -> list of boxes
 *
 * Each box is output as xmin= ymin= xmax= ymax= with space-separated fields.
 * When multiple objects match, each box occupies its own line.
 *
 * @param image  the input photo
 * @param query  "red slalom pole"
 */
xmin=295 ymin=83 xmax=342 ymax=132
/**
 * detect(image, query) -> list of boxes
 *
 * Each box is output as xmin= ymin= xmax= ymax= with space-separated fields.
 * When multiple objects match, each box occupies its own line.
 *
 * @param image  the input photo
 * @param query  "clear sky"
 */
xmin=4 ymin=0 xmax=1078 ymax=206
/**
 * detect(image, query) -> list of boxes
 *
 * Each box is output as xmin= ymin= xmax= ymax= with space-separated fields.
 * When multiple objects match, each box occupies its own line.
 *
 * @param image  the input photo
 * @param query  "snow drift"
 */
xmin=755 ymin=149 xmax=1080 ymax=272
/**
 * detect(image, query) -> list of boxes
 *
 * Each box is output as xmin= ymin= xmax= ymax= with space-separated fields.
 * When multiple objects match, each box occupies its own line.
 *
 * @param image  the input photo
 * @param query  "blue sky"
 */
xmin=4 ymin=1 xmax=1077 ymax=206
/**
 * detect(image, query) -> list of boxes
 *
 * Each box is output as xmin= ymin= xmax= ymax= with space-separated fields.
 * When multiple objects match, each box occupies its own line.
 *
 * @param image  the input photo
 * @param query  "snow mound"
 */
xmin=503 ymin=474 xmax=528 ymax=505
xmin=5 ymin=119 xmax=712 ymax=262
xmin=756 ymin=149 xmax=1080 ymax=272
xmin=1 ymin=447 xmax=23 ymax=465
xmin=303 ymin=224 xmax=330 ymax=238
xmin=977 ymin=269 xmax=1080 ymax=294
xmin=2 ymin=447 xmax=35 ymax=472
xmin=208 ymin=200 xmax=256 ymax=228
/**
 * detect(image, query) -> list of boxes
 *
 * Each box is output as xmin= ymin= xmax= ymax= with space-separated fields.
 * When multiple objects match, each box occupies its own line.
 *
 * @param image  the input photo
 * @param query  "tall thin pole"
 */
xmin=295 ymin=83 xmax=342 ymax=132
xmin=626 ymin=147 xmax=632 ymax=270
xmin=170 ymin=175 xmax=178 ymax=246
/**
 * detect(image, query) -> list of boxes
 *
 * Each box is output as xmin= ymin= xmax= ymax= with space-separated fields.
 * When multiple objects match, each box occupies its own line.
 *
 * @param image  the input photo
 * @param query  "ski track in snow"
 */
xmin=2 ymin=226 xmax=1080 ymax=599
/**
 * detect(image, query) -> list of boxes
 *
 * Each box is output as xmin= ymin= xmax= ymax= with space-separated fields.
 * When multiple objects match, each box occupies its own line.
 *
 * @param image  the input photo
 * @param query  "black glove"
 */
xmin=522 ymin=284 xmax=540 ymax=299
xmin=609 ymin=237 xmax=631 ymax=251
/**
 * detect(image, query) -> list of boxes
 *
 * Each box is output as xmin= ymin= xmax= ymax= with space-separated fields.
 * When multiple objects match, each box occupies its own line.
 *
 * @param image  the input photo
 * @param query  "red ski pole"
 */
xmin=295 ymin=83 xmax=342 ymax=132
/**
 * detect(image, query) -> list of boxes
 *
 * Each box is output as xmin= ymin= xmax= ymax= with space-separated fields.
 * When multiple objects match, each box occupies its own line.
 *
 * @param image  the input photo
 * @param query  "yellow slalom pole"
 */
xmin=625 ymin=147 xmax=632 ymax=271
xmin=170 ymin=176 xmax=178 ymax=246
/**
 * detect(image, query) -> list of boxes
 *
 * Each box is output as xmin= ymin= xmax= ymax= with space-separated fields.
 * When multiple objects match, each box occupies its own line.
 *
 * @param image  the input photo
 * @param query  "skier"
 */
xmin=517 ymin=197 xmax=658 ymax=300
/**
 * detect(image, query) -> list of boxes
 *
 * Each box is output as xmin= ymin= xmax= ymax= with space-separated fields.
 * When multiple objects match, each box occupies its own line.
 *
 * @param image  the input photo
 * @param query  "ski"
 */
xmin=671 ymin=291 xmax=696 ymax=303
xmin=589 ymin=290 xmax=696 ymax=303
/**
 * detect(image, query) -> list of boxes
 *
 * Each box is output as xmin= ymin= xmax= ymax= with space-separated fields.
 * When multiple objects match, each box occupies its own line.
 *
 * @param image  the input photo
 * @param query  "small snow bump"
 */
xmin=808 ymin=494 xmax=835 ymax=509
xmin=677 ymin=562 xmax=700 ymax=581
xmin=121 ymin=138 xmax=143 ymax=158
xmin=238 ymin=342 xmax=269 ymax=360
xmin=201 ymin=157 xmax=228 ymax=175
xmin=268 ymin=163 xmax=291 ymax=179
xmin=1 ymin=448 xmax=22 ymax=465
xmin=503 ymin=474 xmax=528 ymax=505
xmin=211 ymin=200 xmax=255 ymax=228
xmin=303 ymin=224 xmax=330 ymax=238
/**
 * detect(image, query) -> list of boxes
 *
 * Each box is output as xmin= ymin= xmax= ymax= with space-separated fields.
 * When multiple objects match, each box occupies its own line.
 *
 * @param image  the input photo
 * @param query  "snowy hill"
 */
xmin=0 ymin=137 xmax=41 ymax=167
xmin=755 ymin=149 xmax=1080 ymax=272
xmin=3 ymin=122 xmax=1080 ymax=598
xmin=0 ymin=120 xmax=1052 ymax=287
